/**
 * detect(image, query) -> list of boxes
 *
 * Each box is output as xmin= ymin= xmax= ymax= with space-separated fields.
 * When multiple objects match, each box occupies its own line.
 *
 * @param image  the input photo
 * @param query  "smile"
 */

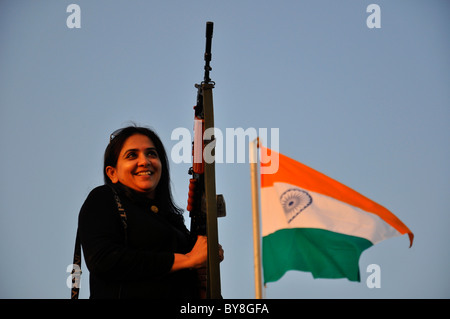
xmin=135 ymin=171 xmax=153 ymax=176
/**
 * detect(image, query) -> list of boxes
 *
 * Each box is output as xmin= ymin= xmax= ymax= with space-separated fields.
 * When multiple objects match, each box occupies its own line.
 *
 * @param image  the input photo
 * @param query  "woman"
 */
xmin=78 ymin=125 xmax=221 ymax=298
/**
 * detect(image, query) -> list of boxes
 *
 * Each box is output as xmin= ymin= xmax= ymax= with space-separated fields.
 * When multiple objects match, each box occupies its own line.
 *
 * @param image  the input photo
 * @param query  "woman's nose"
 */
xmin=138 ymin=154 xmax=151 ymax=166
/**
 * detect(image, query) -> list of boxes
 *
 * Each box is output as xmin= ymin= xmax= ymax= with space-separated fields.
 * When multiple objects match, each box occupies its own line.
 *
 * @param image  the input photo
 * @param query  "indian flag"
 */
xmin=260 ymin=146 xmax=414 ymax=283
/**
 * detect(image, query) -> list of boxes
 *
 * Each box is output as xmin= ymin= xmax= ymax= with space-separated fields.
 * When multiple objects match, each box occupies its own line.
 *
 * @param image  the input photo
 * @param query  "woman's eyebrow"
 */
xmin=123 ymin=148 xmax=139 ymax=154
xmin=122 ymin=147 xmax=157 ymax=156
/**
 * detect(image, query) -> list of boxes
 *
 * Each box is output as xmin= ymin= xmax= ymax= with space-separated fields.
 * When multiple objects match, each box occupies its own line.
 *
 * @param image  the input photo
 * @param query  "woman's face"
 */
xmin=106 ymin=134 xmax=162 ymax=198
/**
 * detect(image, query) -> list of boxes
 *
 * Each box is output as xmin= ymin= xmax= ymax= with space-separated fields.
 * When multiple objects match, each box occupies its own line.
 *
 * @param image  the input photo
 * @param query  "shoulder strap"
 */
xmin=110 ymin=185 xmax=128 ymax=240
xmin=70 ymin=230 xmax=82 ymax=299
xmin=70 ymin=185 xmax=128 ymax=299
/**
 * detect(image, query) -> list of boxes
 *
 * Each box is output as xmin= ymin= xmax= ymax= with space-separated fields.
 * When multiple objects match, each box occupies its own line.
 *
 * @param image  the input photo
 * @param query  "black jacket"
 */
xmin=78 ymin=184 xmax=198 ymax=299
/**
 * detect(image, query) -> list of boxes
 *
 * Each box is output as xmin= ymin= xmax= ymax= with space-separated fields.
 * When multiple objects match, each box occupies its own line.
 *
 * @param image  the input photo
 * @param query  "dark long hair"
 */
xmin=103 ymin=125 xmax=184 ymax=222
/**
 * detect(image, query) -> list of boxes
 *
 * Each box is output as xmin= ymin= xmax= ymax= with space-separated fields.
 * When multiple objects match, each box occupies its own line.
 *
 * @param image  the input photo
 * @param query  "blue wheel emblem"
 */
xmin=280 ymin=188 xmax=312 ymax=223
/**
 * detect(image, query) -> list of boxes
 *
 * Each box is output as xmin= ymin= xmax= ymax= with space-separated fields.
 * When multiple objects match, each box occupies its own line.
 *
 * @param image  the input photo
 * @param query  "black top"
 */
xmin=78 ymin=184 xmax=198 ymax=299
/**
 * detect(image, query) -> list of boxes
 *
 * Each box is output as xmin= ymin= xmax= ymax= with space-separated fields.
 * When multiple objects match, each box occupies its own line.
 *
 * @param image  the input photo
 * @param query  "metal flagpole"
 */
xmin=250 ymin=138 xmax=263 ymax=299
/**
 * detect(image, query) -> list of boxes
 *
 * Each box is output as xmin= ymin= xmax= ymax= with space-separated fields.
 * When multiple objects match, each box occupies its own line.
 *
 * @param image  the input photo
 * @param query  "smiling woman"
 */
xmin=74 ymin=125 xmax=222 ymax=299
xmin=105 ymin=134 xmax=162 ymax=196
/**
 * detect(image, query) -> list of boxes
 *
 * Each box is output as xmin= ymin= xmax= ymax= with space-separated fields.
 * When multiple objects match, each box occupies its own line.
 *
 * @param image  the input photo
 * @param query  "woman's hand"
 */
xmin=185 ymin=235 xmax=208 ymax=268
xmin=171 ymin=235 xmax=207 ymax=272
xmin=197 ymin=243 xmax=224 ymax=298
xmin=218 ymin=244 xmax=224 ymax=263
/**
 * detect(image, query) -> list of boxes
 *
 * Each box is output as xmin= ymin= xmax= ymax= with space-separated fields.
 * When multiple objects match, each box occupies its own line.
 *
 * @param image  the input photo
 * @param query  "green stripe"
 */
xmin=262 ymin=228 xmax=373 ymax=283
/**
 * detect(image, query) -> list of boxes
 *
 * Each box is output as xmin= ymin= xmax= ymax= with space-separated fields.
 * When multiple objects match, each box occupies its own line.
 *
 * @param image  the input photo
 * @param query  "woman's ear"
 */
xmin=105 ymin=166 xmax=119 ymax=183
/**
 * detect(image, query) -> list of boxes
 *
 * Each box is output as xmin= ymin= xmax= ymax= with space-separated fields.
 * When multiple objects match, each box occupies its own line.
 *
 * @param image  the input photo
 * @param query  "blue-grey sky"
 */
xmin=1 ymin=0 xmax=449 ymax=299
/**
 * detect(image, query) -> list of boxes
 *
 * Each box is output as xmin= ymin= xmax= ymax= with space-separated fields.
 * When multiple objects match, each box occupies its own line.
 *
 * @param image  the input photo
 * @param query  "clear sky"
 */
xmin=0 ymin=0 xmax=449 ymax=299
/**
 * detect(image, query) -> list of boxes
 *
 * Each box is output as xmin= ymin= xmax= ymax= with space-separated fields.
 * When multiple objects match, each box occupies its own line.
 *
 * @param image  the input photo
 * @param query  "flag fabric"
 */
xmin=260 ymin=146 xmax=413 ymax=283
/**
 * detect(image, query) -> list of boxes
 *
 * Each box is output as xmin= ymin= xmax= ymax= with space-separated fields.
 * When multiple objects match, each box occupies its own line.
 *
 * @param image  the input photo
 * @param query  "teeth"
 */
xmin=136 ymin=171 xmax=152 ymax=176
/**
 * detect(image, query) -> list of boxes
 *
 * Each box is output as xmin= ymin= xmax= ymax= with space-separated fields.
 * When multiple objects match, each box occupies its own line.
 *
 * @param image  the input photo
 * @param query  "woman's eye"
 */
xmin=147 ymin=149 xmax=158 ymax=158
xmin=125 ymin=152 xmax=137 ymax=159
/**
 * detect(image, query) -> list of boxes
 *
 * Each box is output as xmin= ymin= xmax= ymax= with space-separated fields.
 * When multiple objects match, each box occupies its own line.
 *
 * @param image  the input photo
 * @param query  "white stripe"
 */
xmin=261 ymin=182 xmax=401 ymax=244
